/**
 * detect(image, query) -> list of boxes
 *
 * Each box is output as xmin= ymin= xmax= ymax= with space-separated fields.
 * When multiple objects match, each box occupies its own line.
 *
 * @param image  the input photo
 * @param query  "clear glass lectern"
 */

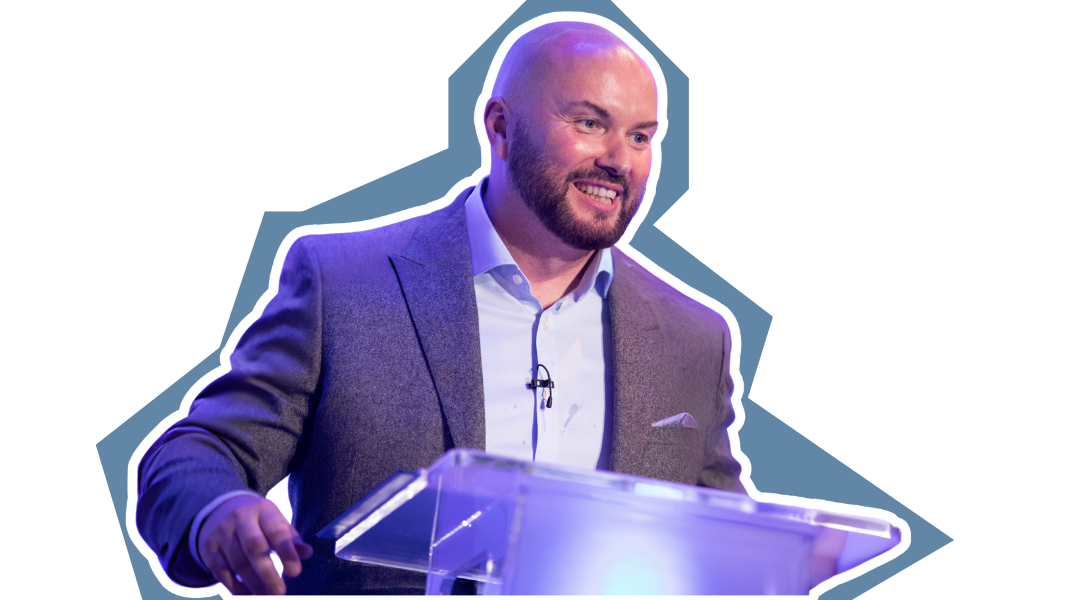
xmin=318 ymin=449 xmax=900 ymax=595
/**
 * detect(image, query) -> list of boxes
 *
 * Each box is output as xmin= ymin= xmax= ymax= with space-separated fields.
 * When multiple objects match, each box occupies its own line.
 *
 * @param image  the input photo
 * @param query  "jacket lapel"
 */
xmin=387 ymin=195 xmax=660 ymax=465
xmin=390 ymin=188 xmax=486 ymax=451
xmin=607 ymin=248 xmax=663 ymax=476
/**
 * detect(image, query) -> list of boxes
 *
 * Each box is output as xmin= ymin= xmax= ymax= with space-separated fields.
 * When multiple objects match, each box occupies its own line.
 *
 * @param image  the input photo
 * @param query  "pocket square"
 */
xmin=651 ymin=412 xmax=698 ymax=429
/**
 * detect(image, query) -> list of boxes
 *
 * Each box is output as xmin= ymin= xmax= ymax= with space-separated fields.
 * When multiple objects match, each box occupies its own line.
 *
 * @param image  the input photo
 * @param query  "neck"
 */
xmin=483 ymin=173 xmax=597 ymax=309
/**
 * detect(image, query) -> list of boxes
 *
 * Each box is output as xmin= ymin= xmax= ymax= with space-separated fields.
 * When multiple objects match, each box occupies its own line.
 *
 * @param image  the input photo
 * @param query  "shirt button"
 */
xmin=542 ymin=318 xmax=550 ymax=330
xmin=512 ymin=274 xmax=523 ymax=285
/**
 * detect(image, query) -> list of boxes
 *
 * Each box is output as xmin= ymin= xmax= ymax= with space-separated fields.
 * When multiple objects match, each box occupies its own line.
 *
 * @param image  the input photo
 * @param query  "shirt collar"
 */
xmin=465 ymin=178 xmax=613 ymax=301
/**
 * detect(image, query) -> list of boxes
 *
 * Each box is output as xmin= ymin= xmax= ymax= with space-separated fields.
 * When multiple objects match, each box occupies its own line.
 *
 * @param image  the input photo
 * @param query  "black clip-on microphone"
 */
xmin=527 ymin=363 xmax=555 ymax=408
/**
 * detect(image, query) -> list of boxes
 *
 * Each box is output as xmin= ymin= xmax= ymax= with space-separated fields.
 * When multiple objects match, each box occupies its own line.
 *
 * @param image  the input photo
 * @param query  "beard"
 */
xmin=507 ymin=120 xmax=644 ymax=251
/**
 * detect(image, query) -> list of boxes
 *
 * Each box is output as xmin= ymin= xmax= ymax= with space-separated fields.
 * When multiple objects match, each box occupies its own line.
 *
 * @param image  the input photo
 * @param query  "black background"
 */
xmin=88 ymin=3 xmax=959 ymax=595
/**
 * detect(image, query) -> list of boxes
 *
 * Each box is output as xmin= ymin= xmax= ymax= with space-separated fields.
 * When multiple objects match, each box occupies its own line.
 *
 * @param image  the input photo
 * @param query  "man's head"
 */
xmin=485 ymin=22 xmax=659 ymax=251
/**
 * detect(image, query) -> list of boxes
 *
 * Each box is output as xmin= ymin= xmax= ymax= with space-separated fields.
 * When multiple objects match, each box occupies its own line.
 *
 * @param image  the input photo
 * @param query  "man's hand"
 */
xmin=197 ymin=494 xmax=314 ymax=595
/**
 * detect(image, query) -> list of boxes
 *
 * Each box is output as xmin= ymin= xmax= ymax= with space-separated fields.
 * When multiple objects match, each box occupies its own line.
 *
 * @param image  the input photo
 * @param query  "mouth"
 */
xmin=573 ymin=181 xmax=620 ymax=206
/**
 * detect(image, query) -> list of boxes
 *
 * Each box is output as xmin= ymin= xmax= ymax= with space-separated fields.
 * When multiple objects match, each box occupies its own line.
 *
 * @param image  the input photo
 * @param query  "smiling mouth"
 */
xmin=574 ymin=182 xmax=619 ymax=205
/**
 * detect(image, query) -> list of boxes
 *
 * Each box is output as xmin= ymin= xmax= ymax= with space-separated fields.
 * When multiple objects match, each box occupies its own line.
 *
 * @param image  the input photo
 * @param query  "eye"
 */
xmin=580 ymin=119 xmax=598 ymax=129
xmin=630 ymin=133 xmax=649 ymax=144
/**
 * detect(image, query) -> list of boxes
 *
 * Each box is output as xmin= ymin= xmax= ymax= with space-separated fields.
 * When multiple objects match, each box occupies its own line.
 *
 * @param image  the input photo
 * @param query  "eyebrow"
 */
xmin=566 ymin=100 xmax=659 ymax=131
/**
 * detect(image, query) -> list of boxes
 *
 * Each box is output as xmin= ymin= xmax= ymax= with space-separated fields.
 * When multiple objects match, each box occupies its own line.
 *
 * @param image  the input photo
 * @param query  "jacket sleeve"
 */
xmin=136 ymin=236 xmax=323 ymax=586
xmin=698 ymin=317 xmax=747 ymax=494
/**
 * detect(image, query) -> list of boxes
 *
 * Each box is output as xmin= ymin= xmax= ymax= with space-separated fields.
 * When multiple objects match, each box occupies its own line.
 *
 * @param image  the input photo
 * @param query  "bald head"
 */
xmin=482 ymin=22 xmax=659 ymax=254
xmin=493 ymin=22 xmax=654 ymax=114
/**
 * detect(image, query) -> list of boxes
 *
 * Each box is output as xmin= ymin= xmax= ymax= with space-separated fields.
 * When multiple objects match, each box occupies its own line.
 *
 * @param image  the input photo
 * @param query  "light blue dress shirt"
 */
xmin=465 ymin=180 xmax=614 ymax=470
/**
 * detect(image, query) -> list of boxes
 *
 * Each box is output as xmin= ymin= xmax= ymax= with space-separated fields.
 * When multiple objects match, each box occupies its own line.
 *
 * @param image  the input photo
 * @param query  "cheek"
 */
xmin=563 ymin=138 xmax=599 ymax=164
xmin=545 ymin=131 xmax=599 ymax=164
xmin=632 ymin=151 xmax=652 ymax=185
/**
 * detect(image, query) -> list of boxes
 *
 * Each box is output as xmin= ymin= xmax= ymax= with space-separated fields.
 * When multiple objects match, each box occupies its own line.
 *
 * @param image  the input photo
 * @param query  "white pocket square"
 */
xmin=651 ymin=412 xmax=698 ymax=429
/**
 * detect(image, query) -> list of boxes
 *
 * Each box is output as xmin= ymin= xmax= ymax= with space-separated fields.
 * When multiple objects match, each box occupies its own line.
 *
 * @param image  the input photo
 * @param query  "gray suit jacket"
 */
xmin=137 ymin=188 xmax=744 ymax=594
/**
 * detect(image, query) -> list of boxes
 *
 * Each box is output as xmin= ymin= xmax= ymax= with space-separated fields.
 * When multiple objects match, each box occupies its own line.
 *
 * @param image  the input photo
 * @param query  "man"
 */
xmin=137 ymin=21 xmax=744 ymax=595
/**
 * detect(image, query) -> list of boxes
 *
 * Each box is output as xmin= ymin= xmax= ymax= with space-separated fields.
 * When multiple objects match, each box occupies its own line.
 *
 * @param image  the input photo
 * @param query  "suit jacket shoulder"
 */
xmin=609 ymin=247 xmax=731 ymax=335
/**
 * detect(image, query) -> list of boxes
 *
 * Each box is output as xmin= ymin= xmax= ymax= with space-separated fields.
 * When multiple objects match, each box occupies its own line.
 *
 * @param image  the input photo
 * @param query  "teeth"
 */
xmin=575 ymin=183 xmax=617 ymax=204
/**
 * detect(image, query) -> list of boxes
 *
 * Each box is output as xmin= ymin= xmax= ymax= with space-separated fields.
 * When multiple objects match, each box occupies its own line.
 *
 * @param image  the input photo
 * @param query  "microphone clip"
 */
xmin=527 ymin=364 xmax=555 ymax=408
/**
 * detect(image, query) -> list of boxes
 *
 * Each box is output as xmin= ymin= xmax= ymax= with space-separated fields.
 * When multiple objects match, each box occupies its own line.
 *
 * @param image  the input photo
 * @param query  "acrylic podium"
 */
xmin=318 ymin=449 xmax=900 ymax=595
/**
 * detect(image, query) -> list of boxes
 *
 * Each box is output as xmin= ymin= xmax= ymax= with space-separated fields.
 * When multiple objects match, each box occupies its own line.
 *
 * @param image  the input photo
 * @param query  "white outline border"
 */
xmin=124 ymin=11 xmax=909 ymax=598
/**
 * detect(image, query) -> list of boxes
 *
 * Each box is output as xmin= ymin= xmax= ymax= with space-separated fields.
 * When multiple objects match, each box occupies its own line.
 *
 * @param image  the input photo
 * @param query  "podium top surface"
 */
xmin=319 ymin=449 xmax=901 ymax=581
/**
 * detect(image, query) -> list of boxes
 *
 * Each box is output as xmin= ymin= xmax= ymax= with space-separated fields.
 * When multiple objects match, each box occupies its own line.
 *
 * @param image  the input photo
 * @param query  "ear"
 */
xmin=484 ymin=97 xmax=509 ymax=161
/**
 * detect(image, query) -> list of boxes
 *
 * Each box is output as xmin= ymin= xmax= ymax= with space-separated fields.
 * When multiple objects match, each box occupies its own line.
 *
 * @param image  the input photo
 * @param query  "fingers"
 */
xmin=208 ymin=517 xmax=277 ymax=595
xmin=262 ymin=518 xmax=306 ymax=579
xmin=198 ymin=495 xmax=311 ymax=595
xmin=208 ymin=565 xmax=248 ymax=595
xmin=235 ymin=516 xmax=285 ymax=594
xmin=204 ymin=541 xmax=254 ymax=596
xmin=293 ymin=525 xmax=314 ymax=559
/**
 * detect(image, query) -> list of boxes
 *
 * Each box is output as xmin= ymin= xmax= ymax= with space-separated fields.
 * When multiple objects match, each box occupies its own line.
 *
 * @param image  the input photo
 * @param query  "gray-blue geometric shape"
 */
xmin=97 ymin=1 xmax=950 ymax=598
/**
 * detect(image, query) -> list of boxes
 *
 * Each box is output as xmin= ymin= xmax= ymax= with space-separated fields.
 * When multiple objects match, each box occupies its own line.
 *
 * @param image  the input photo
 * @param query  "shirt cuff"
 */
xmin=189 ymin=489 xmax=263 ymax=571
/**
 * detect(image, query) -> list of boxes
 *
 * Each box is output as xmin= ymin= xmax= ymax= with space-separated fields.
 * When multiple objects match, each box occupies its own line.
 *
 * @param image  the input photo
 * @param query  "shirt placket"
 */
xmin=533 ymin=306 xmax=559 ymax=463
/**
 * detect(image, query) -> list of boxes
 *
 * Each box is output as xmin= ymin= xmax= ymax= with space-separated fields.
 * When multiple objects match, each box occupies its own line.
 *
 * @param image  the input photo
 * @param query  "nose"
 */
xmin=596 ymin=136 xmax=632 ymax=178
